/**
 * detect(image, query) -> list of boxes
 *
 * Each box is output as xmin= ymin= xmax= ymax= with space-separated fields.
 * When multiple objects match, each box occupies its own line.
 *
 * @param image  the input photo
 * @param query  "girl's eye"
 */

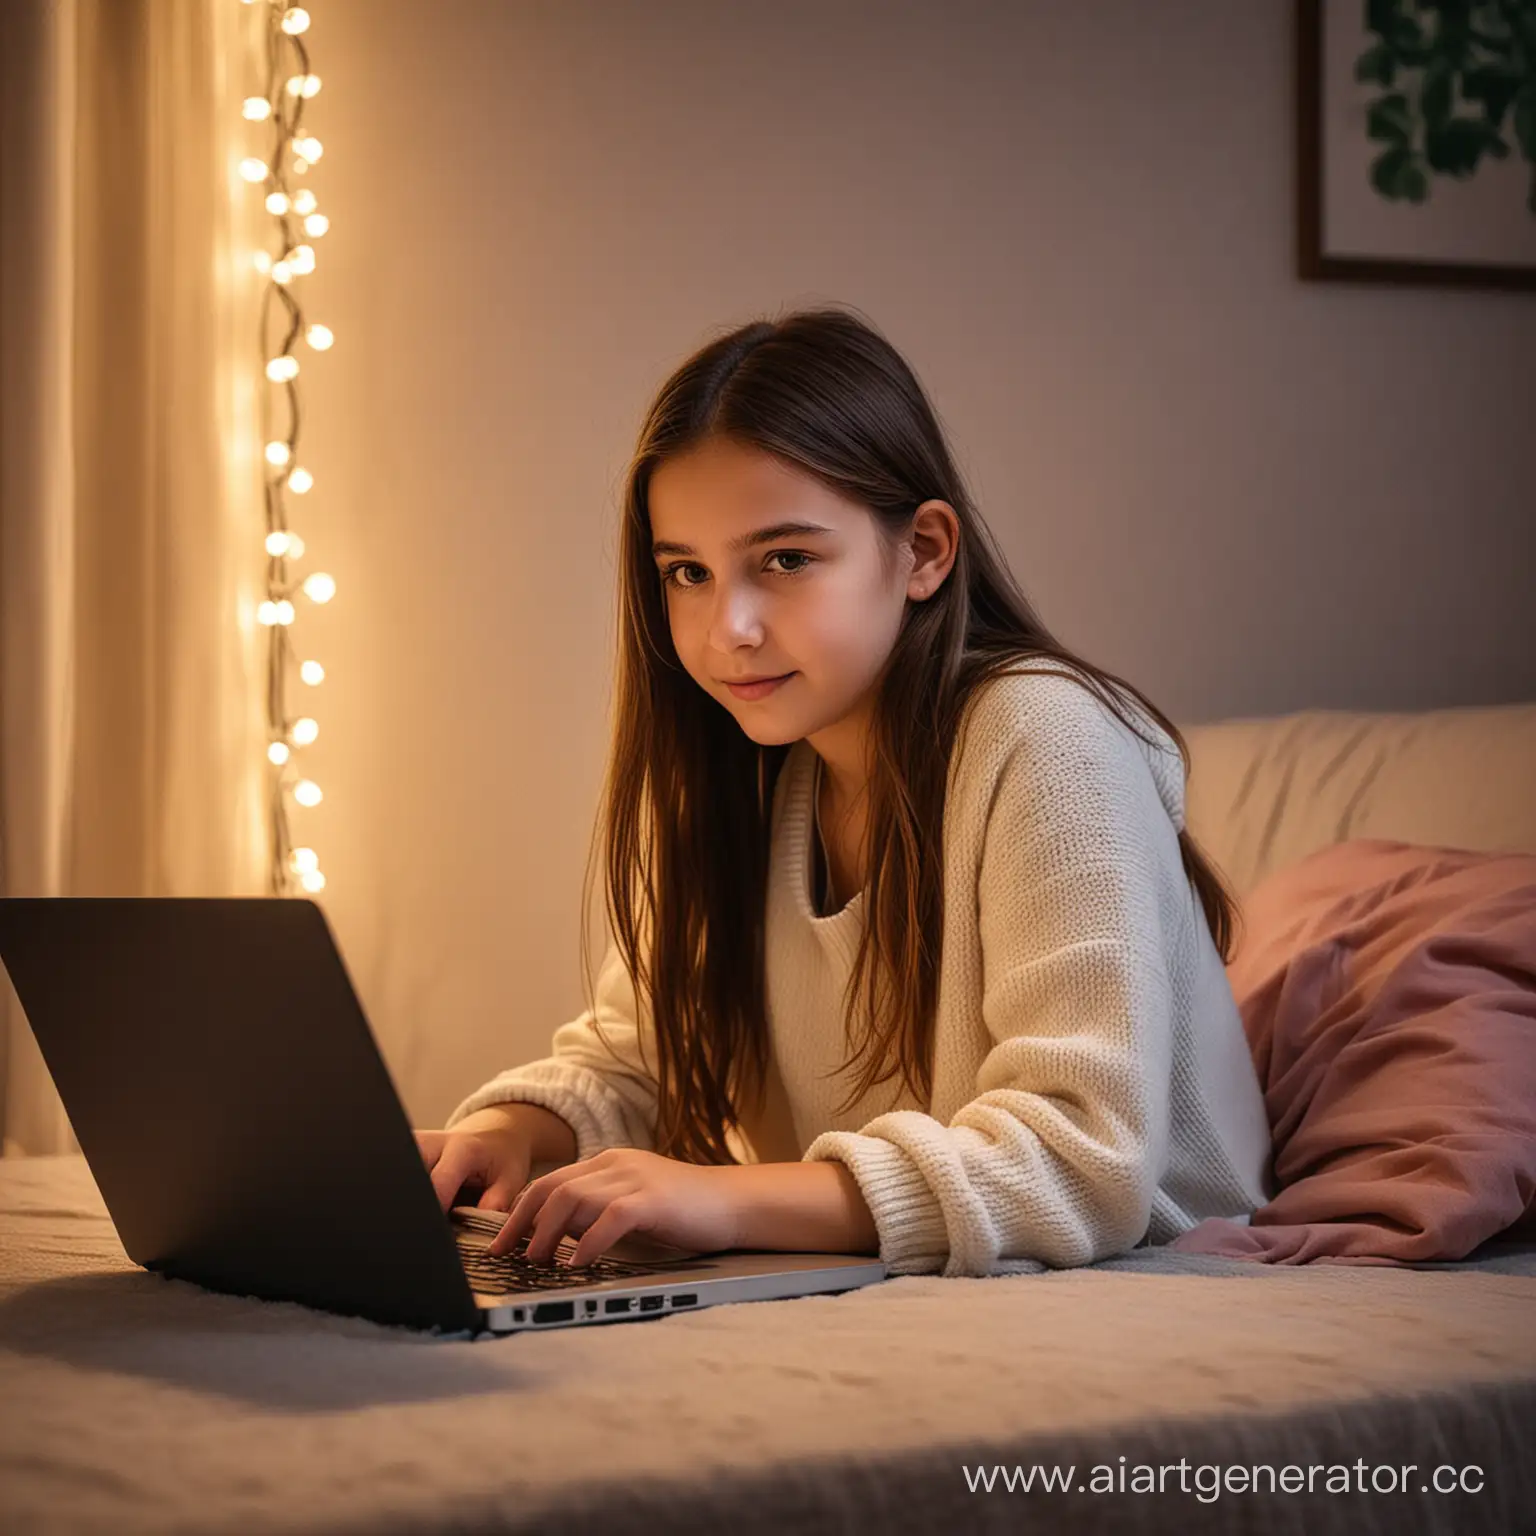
xmin=768 ymin=551 xmax=813 ymax=577
xmin=660 ymin=551 xmax=815 ymax=590
xmin=660 ymin=562 xmax=707 ymax=590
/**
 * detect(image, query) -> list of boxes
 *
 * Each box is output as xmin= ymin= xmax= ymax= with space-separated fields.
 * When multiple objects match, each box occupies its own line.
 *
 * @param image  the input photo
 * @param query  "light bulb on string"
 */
xmin=254 ymin=0 xmax=335 ymax=896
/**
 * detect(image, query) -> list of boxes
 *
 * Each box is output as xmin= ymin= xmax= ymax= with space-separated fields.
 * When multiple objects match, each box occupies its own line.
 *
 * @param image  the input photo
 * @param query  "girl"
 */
xmin=417 ymin=306 xmax=1273 ymax=1278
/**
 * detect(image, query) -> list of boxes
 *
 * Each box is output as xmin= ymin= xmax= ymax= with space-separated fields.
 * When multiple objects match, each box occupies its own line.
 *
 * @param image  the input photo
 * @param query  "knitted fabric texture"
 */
xmin=447 ymin=664 xmax=1274 ymax=1277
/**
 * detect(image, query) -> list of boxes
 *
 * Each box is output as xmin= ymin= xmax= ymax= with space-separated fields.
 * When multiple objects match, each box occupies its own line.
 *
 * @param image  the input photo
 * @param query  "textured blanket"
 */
xmin=3 ymin=1155 xmax=1534 ymax=1535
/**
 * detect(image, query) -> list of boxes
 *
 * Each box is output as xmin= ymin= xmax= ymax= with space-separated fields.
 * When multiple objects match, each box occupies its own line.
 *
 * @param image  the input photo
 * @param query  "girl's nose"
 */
xmin=707 ymin=583 xmax=765 ymax=648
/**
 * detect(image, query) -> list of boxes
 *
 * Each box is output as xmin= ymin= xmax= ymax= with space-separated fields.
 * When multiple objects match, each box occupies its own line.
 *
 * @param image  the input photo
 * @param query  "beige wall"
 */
xmin=288 ymin=0 xmax=1535 ymax=1125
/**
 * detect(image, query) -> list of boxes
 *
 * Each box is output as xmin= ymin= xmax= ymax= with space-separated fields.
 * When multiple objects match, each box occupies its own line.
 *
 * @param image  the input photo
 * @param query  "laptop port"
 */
xmin=604 ymin=1298 xmax=633 ymax=1314
xmin=584 ymin=1299 xmax=597 ymax=1313
xmin=671 ymin=1293 xmax=697 ymax=1307
xmin=639 ymin=1295 xmax=665 ymax=1312
xmin=532 ymin=1301 xmax=575 ymax=1324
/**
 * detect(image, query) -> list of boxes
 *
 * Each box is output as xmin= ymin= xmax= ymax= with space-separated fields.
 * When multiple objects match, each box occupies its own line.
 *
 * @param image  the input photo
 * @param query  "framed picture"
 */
xmin=1297 ymin=0 xmax=1536 ymax=290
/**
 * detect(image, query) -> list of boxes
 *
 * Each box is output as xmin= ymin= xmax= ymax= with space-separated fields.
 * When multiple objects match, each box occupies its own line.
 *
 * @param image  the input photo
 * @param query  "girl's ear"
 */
xmin=905 ymin=501 xmax=959 ymax=601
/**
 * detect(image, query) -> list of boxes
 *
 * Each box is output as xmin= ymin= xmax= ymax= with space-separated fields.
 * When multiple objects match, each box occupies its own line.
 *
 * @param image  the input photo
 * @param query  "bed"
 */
xmin=3 ymin=697 xmax=1534 ymax=1535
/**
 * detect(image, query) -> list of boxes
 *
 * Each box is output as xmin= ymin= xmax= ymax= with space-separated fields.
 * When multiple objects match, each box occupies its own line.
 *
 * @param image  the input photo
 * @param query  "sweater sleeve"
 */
xmin=443 ymin=937 xmax=660 ymax=1163
xmin=803 ymin=689 xmax=1177 ymax=1277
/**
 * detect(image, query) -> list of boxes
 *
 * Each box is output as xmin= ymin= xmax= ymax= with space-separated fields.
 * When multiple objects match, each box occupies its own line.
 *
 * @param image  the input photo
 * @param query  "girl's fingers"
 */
xmin=565 ymin=1198 xmax=642 ymax=1268
xmin=414 ymin=1130 xmax=443 ymax=1172
xmin=428 ymin=1142 xmax=480 ymax=1214
xmin=476 ymin=1170 xmax=528 ymax=1211
xmin=491 ymin=1162 xmax=603 ymax=1256
xmin=522 ymin=1173 xmax=626 ymax=1263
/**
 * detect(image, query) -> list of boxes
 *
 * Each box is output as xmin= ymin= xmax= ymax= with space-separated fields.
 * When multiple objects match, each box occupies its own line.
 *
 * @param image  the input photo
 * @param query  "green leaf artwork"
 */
xmin=1354 ymin=0 xmax=1536 ymax=214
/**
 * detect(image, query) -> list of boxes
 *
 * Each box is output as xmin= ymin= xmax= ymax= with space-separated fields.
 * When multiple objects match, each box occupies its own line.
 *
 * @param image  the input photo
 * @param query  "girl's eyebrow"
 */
xmin=651 ymin=520 xmax=836 ymax=558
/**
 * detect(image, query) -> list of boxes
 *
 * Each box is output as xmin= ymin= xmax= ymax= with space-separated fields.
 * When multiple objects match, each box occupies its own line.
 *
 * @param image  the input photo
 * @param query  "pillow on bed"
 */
xmin=1170 ymin=839 xmax=1536 ymax=1266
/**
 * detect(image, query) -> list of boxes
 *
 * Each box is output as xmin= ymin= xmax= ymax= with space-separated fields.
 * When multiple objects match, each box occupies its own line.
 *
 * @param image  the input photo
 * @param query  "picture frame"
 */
xmin=1297 ymin=0 xmax=1536 ymax=290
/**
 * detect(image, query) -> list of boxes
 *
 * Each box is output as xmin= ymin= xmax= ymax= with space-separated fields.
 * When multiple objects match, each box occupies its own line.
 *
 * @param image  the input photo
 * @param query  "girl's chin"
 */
xmin=736 ymin=719 xmax=800 ymax=745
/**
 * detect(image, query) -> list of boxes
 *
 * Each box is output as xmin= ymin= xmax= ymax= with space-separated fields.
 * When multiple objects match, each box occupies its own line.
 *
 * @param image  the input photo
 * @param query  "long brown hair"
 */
xmin=578 ymin=305 xmax=1241 ymax=1166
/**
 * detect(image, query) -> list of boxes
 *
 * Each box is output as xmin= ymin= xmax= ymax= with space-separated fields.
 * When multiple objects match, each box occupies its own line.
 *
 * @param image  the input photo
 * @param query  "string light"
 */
xmin=244 ymin=0 xmax=335 ymax=897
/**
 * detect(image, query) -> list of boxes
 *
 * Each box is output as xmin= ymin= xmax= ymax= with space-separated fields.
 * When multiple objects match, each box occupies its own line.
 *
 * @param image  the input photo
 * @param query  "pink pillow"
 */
xmin=1171 ymin=839 xmax=1536 ymax=1265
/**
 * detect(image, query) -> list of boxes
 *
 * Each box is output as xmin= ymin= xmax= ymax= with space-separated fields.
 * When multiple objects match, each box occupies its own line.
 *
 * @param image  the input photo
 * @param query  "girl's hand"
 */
xmin=414 ymin=1106 xmax=537 ymax=1214
xmin=489 ymin=1148 xmax=742 ymax=1266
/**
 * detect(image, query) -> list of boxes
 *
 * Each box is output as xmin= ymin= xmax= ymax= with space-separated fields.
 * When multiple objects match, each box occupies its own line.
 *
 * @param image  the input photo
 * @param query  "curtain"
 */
xmin=0 ymin=0 xmax=269 ymax=1157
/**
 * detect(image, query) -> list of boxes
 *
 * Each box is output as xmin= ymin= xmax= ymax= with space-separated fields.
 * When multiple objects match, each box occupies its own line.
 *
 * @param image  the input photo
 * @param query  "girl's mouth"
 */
xmin=726 ymin=672 xmax=795 ymax=700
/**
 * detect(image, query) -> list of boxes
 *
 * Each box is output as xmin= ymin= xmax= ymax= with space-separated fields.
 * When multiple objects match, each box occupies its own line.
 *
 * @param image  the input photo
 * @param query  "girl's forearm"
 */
xmin=727 ymin=1159 xmax=880 ymax=1255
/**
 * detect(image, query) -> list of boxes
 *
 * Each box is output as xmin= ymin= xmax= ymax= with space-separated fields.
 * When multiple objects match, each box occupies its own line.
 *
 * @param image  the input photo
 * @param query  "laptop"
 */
xmin=0 ymin=897 xmax=887 ymax=1337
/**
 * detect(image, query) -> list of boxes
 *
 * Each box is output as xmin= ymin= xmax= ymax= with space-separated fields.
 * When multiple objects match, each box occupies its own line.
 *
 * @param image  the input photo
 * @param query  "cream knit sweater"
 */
xmin=446 ymin=664 xmax=1275 ymax=1277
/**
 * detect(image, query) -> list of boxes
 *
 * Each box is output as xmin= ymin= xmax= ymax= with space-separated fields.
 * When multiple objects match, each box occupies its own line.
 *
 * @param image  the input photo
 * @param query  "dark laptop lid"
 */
xmin=0 ymin=897 xmax=480 ymax=1333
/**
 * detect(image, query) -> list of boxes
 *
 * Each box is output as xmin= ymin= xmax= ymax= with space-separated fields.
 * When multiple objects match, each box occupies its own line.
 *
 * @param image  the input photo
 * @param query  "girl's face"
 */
xmin=647 ymin=438 xmax=926 ymax=749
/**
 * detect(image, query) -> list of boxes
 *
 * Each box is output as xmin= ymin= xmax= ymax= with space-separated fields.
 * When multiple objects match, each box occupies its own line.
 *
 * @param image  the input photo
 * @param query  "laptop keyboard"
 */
xmin=451 ymin=1207 xmax=657 ymax=1294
